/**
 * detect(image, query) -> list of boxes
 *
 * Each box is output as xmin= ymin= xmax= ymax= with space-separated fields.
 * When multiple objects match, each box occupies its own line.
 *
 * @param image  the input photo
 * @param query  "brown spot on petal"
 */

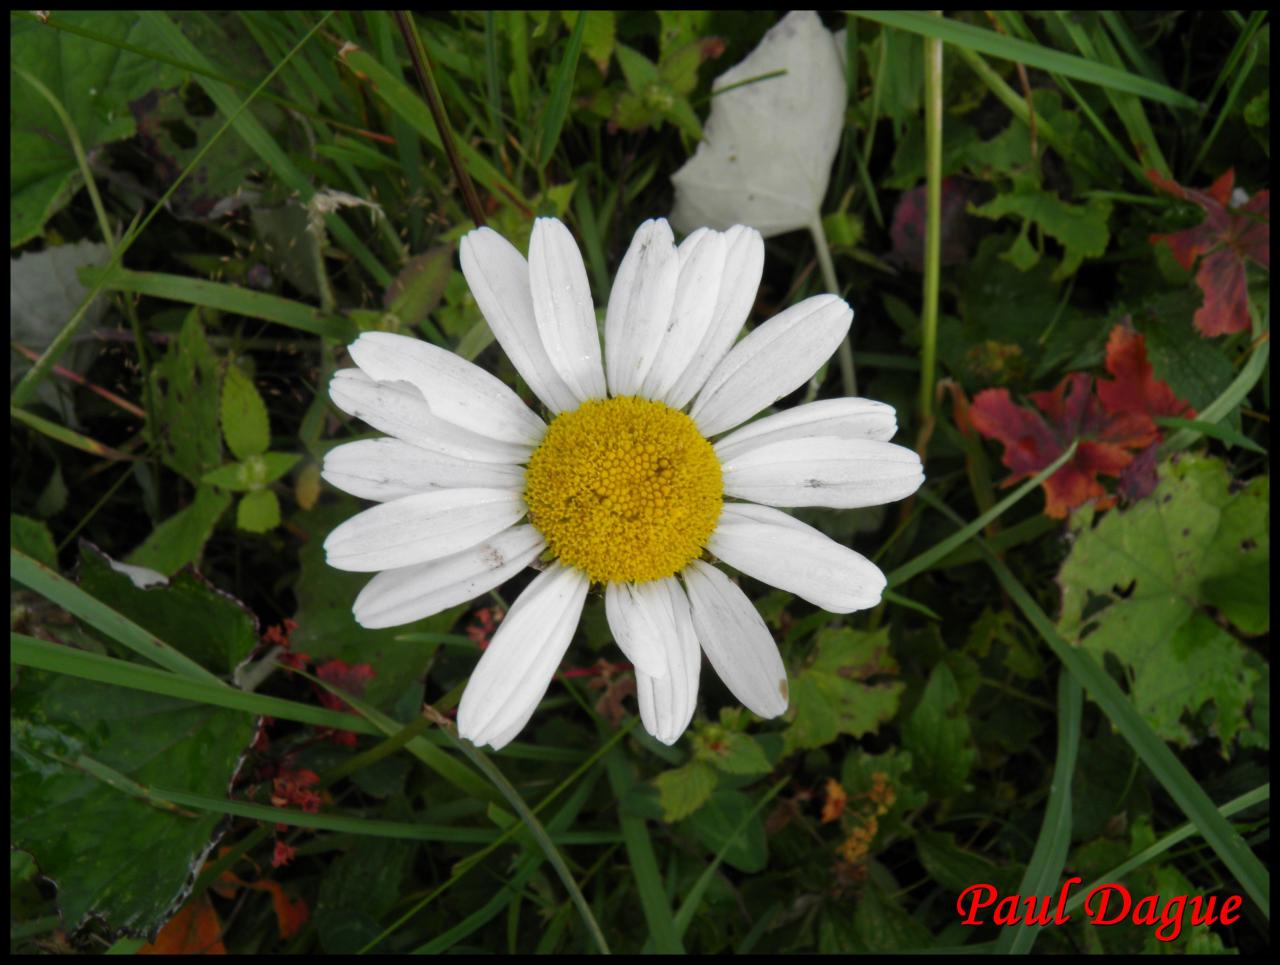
xmin=779 ymin=678 xmax=789 ymax=703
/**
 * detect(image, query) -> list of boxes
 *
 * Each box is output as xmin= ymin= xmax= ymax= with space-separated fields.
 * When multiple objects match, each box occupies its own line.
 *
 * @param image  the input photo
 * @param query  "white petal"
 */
xmin=722 ymin=436 xmax=925 ymax=509
xmin=635 ymin=578 xmax=701 ymax=744
xmin=682 ymin=560 xmax=788 ymax=719
xmin=708 ymin=503 xmax=886 ymax=613
xmin=604 ymin=219 xmax=679 ymax=397
xmin=714 ymin=398 xmax=898 ymax=463
xmin=664 ymin=225 xmax=765 ymax=409
xmin=460 ymin=227 xmax=581 ymax=414
xmin=669 ymin=11 xmax=846 ymax=238
xmin=690 ymin=294 xmax=853 ymax=436
xmin=639 ymin=228 xmax=726 ymax=402
xmin=329 ymin=369 xmax=530 ymax=464
xmin=322 ymin=438 xmax=524 ymax=502
xmin=604 ymin=582 xmax=667 ymax=678
xmin=457 ymin=563 xmax=589 ymax=749
xmin=323 ymin=488 xmax=526 ymax=572
xmin=528 ymin=218 xmax=607 ymax=402
xmin=348 ymin=331 xmax=544 ymax=446
xmin=352 ymin=524 xmax=545 ymax=629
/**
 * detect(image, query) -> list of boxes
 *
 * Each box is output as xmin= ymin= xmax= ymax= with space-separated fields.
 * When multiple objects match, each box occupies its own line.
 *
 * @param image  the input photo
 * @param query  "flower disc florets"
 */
xmin=523 ymin=396 xmax=723 ymax=584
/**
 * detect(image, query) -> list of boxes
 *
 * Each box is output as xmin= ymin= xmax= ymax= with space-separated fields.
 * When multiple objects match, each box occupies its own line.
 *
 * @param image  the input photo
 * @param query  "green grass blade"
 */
xmin=436 ymin=721 xmax=611 ymax=954
xmin=857 ymin=11 xmax=1200 ymax=110
xmin=1048 ymin=12 xmax=1170 ymax=176
xmin=10 ymin=405 xmax=137 ymax=462
xmin=1164 ymin=323 xmax=1270 ymax=452
xmin=413 ymin=775 xmax=601 ymax=953
xmin=305 ymin=669 xmax=606 ymax=951
xmin=10 ymin=555 xmax=224 ymax=685
xmin=887 ymin=440 xmax=1078 ymax=587
xmin=340 ymin=46 xmax=526 ymax=208
xmin=537 ymin=12 xmax=586 ymax=169
xmin=673 ymin=779 xmax=788 ymax=938
xmin=1064 ymin=783 xmax=1270 ymax=917
xmin=11 ymin=633 xmax=380 ymax=732
xmin=606 ymin=748 xmax=684 ymax=953
xmin=1155 ymin=416 xmax=1266 ymax=455
xmin=84 ymin=266 xmax=358 ymax=341
xmin=995 ymin=672 xmax=1082 ymax=953
xmin=918 ymin=491 xmax=1271 ymax=920
xmin=137 ymin=785 xmax=549 ymax=844
xmin=142 ymin=12 xmax=393 ymax=288
xmin=10 ymin=13 xmax=335 ymax=408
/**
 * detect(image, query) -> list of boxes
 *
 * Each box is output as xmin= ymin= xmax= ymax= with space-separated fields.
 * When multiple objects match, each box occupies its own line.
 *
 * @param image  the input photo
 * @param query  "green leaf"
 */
xmin=684 ymin=789 xmax=767 ymax=873
xmin=236 ymin=488 xmax=280 ymax=533
xmin=221 ymin=362 xmax=270 ymax=460
xmin=383 ymin=246 xmax=453 ymax=329
xmin=79 ymin=543 xmax=258 ymax=676
xmin=1058 ymin=456 xmax=1268 ymax=749
xmin=694 ymin=729 xmax=771 ymax=775
xmin=970 ymin=187 xmax=1112 ymax=280
xmin=654 ymin=758 xmax=717 ymax=822
xmin=902 ymin=662 xmax=975 ymax=797
xmin=10 ymin=13 xmax=181 ymax=246
xmin=148 ymin=311 xmax=222 ymax=483
xmin=11 ymin=514 xmax=57 ymax=570
xmin=848 ymin=882 xmax=934 ymax=952
xmin=10 ymin=673 xmax=254 ymax=933
xmin=563 ymin=11 xmax=615 ymax=73
xmin=917 ymin=829 xmax=1023 ymax=895
xmin=783 ymin=627 xmax=904 ymax=754
xmin=126 ymin=485 xmax=230 ymax=576
xmin=203 ymin=452 xmax=301 ymax=492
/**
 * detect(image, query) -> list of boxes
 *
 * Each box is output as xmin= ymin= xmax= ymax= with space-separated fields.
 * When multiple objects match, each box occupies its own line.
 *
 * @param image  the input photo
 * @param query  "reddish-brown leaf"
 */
xmin=1148 ymin=168 xmax=1270 ymax=336
xmin=139 ymin=893 xmax=226 ymax=955
xmin=1096 ymin=323 xmax=1196 ymax=422
xmin=970 ymin=373 xmax=1156 ymax=518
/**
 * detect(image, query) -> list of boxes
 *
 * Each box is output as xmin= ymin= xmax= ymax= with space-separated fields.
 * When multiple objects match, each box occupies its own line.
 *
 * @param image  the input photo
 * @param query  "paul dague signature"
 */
xmin=957 ymin=878 xmax=1243 ymax=942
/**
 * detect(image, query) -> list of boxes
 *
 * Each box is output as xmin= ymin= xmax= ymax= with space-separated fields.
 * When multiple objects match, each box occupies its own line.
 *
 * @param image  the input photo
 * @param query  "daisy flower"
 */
xmin=322 ymin=217 xmax=924 ymax=750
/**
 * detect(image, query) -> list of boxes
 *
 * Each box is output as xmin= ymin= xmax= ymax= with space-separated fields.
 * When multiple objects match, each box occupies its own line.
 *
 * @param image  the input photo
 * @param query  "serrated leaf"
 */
xmin=221 ymin=363 xmax=270 ymax=460
xmin=783 ymin=627 xmax=903 ymax=754
xmin=236 ymin=488 xmax=280 ymax=533
xmin=971 ymin=188 xmax=1112 ymax=280
xmin=149 ymin=312 xmax=221 ymax=482
xmin=902 ymin=662 xmax=975 ymax=797
xmin=126 ymin=485 xmax=231 ymax=577
xmin=1058 ymin=455 xmax=1267 ymax=749
xmin=654 ymin=758 xmax=717 ymax=822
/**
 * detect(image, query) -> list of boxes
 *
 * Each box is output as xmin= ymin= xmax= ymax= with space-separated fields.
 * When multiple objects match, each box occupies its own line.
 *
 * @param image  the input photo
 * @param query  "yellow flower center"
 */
xmin=523 ymin=396 xmax=723 ymax=584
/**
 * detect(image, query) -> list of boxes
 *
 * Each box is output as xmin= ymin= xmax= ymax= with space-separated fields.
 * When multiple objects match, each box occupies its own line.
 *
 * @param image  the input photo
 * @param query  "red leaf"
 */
xmin=1148 ymin=168 xmax=1270 ymax=336
xmin=970 ymin=373 xmax=1156 ymax=518
xmin=1096 ymin=323 xmax=1196 ymax=422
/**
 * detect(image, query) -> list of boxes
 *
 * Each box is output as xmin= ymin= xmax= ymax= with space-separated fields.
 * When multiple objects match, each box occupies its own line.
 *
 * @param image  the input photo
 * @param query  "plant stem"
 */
xmin=809 ymin=216 xmax=857 ymax=397
xmin=918 ymin=17 xmax=944 ymax=427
